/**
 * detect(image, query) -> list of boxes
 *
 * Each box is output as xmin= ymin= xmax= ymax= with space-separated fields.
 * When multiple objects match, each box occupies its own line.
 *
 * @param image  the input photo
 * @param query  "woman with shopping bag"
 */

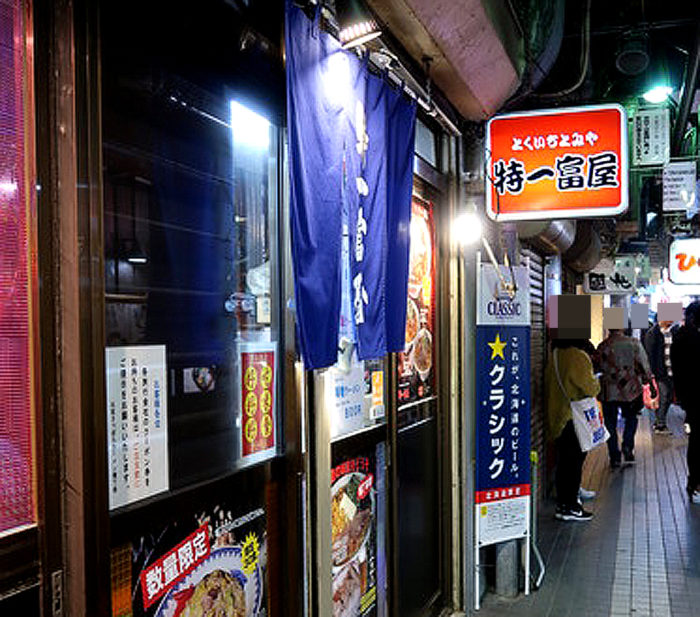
xmin=546 ymin=338 xmax=601 ymax=521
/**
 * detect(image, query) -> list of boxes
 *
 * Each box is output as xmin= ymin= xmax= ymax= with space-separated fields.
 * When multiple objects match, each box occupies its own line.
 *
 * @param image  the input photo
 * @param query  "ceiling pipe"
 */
xmin=516 ymin=220 xmax=576 ymax=255
xmin=517 ymin=219 xmax=602 ymax=273
xmin=672 ymin=20 xmax=700 ymax=156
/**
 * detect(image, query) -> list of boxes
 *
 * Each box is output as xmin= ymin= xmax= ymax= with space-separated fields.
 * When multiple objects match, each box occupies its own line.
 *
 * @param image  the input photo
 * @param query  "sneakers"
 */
xmin=692 ymin=491 xmax=700 ymax=505
xmin=610 ymin=459 xmax=621 ymax=470
xmin=622 ymin=449 xmax=636 ymax=464
xmin=653 ymin=424 xmax=670 ymax=434
xmin=578 ymin=487 xmax=596 ymax=501
xmin=555 ymin=504 xmax=594 ymax=521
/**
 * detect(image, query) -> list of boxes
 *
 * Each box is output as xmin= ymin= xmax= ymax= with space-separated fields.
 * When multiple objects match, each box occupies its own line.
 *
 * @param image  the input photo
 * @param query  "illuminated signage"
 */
xmin=486 ymin=104 xmax=628 ymax=221
xmin=669 ymin=238 xmax=700 ymax=284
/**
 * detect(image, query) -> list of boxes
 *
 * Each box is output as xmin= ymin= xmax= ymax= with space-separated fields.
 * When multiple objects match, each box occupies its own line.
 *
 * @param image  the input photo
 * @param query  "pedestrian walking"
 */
xmin=546 ymin=338 xmax=600 ymax=521
xmin=670 ymin=300 xmax=700 ymax=504
xmin=643 ymin=316 xmax=678 ymax=433
xmin=597 ymin=328 xmax=655 ymax=467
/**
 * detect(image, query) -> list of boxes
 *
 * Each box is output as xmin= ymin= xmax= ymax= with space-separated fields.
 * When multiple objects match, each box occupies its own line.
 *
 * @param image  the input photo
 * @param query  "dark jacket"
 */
xmin=670 ymin=324 xmax=700 ymax=412
xmin=643 ymin=324 xmax=676 ymax=383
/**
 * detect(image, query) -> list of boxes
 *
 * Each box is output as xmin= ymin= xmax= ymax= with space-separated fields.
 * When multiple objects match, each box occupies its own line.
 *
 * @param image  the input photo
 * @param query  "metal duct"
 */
xmin=516 ymin=220 xmax=577 ymax=254
xmin=517 ymin=219 xmax=601 ymax=272
xmin=561 ymin=221 xmax=602 ymax=272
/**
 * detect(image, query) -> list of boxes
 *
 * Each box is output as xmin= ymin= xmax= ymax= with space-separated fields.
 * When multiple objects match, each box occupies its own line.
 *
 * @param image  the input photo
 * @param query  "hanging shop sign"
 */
xmin=663 ymin=161 xmax=697 ymax=212
xmin=286 ymin=2 xmax=416 ymax=369
xmin=397 ymin=198 xmax=436 ymax=406
xmin=116 ymin=497 xmax=268 ymax=616
xmin=669 ymin=238 xmax=700 ymax=284
xmin=331 ymin=446 xmax=385 ymax=617
xmin=632 ymin=107 xmax=670 ymax=166
xmin=485 ymin=104 xmax=628 ymax=221
xmin=106 ymin=345 xmax=169 ymax=510
xmin=583 ymin=257 xmax=638 ymax=294
xmin=239 ymin=342 xmax=277 ymax=462
xmin=474 ymin=262 xmax=532 ymax=607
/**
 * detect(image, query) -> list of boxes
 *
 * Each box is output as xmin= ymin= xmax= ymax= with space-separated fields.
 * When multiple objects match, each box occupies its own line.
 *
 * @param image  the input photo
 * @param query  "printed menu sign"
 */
xmin=397 ymin=199 xmax=435 ymax=406
xmin=129 ymin=499 xmax=268 ymax=616
xmin=239 ymin=343 xmax=277 ymax=459
xmin=332 ymin=451 xmax=378 ymax=617
xmin=106 ymin=345 xmax=169 ymax=510
xmin=327 ymin=354 xmax=386 ymax=440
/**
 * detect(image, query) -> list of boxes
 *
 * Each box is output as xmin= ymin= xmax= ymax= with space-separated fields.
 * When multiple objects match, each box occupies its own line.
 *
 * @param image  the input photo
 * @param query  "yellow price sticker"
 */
xmin=260 ymin=389 xmax=272 ymax=415
xmin=241 ymin=532 xmax=260 ymax=576
xmin=260 ymin=363 xmax=272 ymax=389
xmin=245 ymin=392 xmax=258 ymax=417
xmin=245 ymin=418 xmax=258 ymax=443
xmin=260 ymin=413 xmax=273 ymax=438
xmin=244 ymin=366 xmax=258 ymax=392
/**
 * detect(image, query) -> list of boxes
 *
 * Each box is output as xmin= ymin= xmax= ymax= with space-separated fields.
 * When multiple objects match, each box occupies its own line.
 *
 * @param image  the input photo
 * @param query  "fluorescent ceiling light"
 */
xmin=642 ymin=85 xmax=672 ymax=104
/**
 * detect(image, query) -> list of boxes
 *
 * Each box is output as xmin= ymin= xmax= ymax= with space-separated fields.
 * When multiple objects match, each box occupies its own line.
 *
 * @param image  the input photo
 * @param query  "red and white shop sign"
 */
xmin=486 ymin=104 xmax=628 ymax=221
xmin=669 ymin=238 xmax=700 ymax=284
xmin=140 ymin=523 xmax=210 ymax=608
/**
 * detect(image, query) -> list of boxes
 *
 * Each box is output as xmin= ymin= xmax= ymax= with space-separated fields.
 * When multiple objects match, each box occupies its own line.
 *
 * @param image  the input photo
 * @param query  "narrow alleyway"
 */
xmin=478 ymin=412 xmax=700 ymax=617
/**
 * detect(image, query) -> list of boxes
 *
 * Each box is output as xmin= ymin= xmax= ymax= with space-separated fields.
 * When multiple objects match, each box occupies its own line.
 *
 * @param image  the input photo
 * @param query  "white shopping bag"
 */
xmin=570 ymin=397 xmax=610 ymax=452
xmin=667 ymin=403 xmax=687 ymax=437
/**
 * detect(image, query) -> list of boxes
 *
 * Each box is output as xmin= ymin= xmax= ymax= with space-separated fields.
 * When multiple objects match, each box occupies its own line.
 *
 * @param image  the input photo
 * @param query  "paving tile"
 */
xmin=476 ymin=412 xmax=700 ymax=617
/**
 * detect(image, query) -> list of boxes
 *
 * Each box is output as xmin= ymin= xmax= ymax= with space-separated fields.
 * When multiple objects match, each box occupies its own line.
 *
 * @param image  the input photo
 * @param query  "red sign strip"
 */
xmin=475 ymin=483 xmax=531 ymax=504
xmin=140 ymin=523 xmax=210 ymax=609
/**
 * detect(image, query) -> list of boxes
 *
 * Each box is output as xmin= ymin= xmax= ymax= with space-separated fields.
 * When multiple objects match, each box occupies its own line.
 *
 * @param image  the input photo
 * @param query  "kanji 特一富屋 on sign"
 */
xmin=486 ymin=104 xmax=628 ymax=221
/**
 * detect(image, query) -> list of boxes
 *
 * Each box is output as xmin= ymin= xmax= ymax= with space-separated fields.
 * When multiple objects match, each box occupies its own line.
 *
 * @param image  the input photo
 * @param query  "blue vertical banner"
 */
xmin=285 ymin=2 xmax=416 ymax=369
xmin=475 ymin=263 xmax=532 ymax=547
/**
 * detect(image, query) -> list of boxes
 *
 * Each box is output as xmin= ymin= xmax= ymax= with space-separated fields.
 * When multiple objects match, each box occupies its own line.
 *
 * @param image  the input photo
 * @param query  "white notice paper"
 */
xmin=106 ymin=345 xmax=169 ymax=510
xmin=663 ymin=161 xmax=697 ymax=212
xmin=476 ymin=496 xmax=529 ymax=546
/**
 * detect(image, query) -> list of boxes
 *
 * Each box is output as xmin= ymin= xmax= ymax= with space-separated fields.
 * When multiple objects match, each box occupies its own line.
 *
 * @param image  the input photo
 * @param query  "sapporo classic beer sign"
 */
xmin=486 ymin=104 xmax=628 ymax=221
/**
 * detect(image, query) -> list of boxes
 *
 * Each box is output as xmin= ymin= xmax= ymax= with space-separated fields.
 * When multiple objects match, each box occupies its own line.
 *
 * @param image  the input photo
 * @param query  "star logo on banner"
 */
xmin=487 ymin=333 xmax=507 ymax=360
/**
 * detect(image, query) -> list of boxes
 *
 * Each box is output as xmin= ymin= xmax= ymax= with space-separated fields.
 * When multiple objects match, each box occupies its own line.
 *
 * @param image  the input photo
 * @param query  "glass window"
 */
xmin=101 ymin=1 xmax=283 ymax=496
xmin=415 ymin=118 xmax=438 ymax=168
xmin=0 ymin=0 xmax=36 ymax=534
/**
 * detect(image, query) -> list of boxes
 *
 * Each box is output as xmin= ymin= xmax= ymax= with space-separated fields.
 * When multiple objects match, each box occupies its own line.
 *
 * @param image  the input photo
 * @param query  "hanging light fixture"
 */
xmin=336 ymin=0 xmax=381 ymax=49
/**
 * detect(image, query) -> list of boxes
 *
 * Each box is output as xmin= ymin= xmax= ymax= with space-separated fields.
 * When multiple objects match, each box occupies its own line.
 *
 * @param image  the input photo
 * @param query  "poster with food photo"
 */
xmin=397 ymin=199 xmax=435 ymax=406
xmin=331 ymin=452 xmax=378 ymax=617
xmin=132 ymin=500 xmax=268 ymax=617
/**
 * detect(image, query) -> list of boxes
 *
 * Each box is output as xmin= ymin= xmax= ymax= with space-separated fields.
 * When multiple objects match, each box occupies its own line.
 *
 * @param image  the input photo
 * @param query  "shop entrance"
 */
xmin=394 ymin=178 xmax=446 ymax=617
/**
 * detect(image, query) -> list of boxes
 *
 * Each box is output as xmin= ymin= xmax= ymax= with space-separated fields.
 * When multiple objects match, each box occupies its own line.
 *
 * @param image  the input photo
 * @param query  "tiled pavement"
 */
xmin=477 ymin=411 xmax=700 ymax=617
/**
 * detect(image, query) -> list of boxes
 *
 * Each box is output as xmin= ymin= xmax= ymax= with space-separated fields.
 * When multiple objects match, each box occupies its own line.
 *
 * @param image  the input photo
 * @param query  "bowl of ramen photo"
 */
xmin=331 ymin=472 xmax=374 ymax=568
xmin=407 ymin=216 xmax=431 ymax=300
xmin=411 ymin=328 xmax=433 ymax=381
xmin=155 ymin=546 xmax=262 ymax=617
xmin=191 ymin=367 xmax=215 ymax=393
xmin=332 ymin=561 xmax=362 ymax=617
xmin=404 ymin=298 xmax=420 ymax=349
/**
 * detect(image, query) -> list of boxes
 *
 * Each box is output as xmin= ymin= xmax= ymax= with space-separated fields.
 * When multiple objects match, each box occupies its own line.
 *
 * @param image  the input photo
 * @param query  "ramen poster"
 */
xmin=132 ymin=501 xmax=268 ymax=617
xmin=331 ymin=453 xmax=378 ymax=617
xmin=397 ymin=199 xmax=436 ymax=406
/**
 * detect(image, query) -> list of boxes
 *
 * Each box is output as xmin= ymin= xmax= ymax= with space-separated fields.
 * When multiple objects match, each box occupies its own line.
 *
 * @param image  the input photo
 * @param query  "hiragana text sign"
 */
xmin=486 ymin=104 xmax=628 ymax=221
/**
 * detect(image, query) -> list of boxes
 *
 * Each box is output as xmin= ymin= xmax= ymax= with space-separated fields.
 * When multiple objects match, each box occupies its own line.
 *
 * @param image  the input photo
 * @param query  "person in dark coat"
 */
xmin=644 ymin=316 xmax=678 ymax=433
xmin=670 ymin=300 xmax=700 ymax=503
